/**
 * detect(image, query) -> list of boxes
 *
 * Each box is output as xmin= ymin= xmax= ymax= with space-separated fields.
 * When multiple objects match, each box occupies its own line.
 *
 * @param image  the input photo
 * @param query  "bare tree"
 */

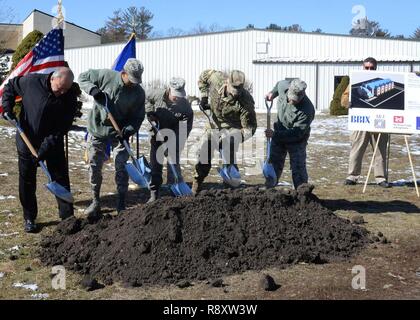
xmin=0 ymin=0 xmax=17 ymax=82
xmin=412 ymin=27 xmax=420 ymax=39
xmin=166 ymin=27 xmax=185 ymax=37
xmin=98 ymin=6 xmax=154 ymax=43
xmin=122 ymin=6 xmax=154 ymax=39
xmin=350 ymin=18 xmax=391 ymax=38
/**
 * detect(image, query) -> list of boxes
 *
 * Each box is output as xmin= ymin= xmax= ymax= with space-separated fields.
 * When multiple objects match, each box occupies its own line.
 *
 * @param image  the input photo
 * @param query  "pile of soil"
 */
xmin=40 ymin=185 xmax=370 ymax=287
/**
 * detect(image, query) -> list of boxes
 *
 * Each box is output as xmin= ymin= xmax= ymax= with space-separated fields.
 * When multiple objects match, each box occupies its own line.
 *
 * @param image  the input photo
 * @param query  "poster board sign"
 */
xmin=348 ymin=71 xmax=420 ymax=135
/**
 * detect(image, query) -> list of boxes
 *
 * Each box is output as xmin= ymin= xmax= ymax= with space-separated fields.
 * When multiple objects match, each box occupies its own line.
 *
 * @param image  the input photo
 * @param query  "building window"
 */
xmin=256 ymin=42 xmax=268 ymax=54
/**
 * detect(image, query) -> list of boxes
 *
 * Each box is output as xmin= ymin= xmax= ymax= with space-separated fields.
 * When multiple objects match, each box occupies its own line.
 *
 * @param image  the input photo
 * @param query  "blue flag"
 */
xmin=112 ymin=35 xmax=136 ymax=71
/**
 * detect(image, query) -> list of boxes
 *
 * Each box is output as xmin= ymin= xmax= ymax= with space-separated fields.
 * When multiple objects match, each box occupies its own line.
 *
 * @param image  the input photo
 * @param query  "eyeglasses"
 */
xmin=364 ymin=66 xmax=376 ymax=70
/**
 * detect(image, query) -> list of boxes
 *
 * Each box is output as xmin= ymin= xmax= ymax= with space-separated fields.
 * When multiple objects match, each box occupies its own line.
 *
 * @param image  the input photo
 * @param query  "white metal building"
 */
xmin=65 ymin=29 xmax=420 ymax=113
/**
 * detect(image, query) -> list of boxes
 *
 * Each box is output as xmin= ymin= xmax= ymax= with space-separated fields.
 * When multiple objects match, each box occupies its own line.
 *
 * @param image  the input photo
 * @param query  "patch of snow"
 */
xmin=13 ymin=283 xmax=38 ymax=291
xmin=0 ymin=173 xmax=8 ymax=177
xmin=0 ymin=232 xmax=19 ymax=238
xmin=0 ymin=195 xmax=16 ymax=201
xmin=7 ymin=245 xmax=21 ymax=252
xmin=31 ymin=293 xmax=49 ymax=300
xmin=0 ymin=272 xmax=5 ymax=278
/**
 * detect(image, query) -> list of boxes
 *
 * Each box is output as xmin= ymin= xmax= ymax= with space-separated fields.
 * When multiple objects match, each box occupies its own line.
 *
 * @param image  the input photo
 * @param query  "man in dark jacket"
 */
xmin=265 ymin=79 xmax=315 ymax=189
xmin=145 ymin=77 xmax=193 ymax=202
xmin=1 ymin=67 xmax=78 ymax=233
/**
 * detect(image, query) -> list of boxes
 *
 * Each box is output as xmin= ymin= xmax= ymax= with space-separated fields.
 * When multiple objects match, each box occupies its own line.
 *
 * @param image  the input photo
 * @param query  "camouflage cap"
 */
xmin=287 ymin=79 xmax=307 ymax=103
xmin=169 ymin=77 xmax=186 ymax=98
xmin=227 ymin=70 xmax=246 ymax=96
xmin=123 ymin=58 xmax=144 ymax=84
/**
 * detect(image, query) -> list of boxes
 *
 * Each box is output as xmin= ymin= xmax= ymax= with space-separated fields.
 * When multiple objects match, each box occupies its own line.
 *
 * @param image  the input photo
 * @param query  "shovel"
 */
xmin=5 ymin=115 xmax=74 ymax=204
xmin=199 ymin=103 xmax=242 ymax=188
xmin=263 ymin=99 xmax=278 ymax=188
xmin=102 ymin=95 xmax=151 ymax=188
xmin=149 ymin=121 xmax=192 ymax=197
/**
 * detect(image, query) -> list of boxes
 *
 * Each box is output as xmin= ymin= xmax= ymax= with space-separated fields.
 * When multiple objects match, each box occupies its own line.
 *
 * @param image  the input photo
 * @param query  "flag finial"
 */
xmin=57 ymin=0 xmax=64 ymax=26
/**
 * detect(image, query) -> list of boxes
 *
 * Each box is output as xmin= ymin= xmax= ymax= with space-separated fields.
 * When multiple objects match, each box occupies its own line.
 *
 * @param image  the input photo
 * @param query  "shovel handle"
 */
xmin=4 ymin=115 xmax=39 ymax=158
xmin=265 ymin=99 xmax=273 ymax=131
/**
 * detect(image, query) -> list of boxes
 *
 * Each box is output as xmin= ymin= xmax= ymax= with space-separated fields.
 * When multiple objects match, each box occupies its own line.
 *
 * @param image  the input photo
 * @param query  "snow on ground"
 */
xmin=0 ymin=195 xmax=16 ymax=201
xmin=0 ymin=232 xmax=19 ymax=238
xmin=31 ymin=293 xmax=49 ymax=300
xmin=12 ymin=283 xmax=38 ymax=291
xmin=0 ymin=272 xmax=5 ymax=279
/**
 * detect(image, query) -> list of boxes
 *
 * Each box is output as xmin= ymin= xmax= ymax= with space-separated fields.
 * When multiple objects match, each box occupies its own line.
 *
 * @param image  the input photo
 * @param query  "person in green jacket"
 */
xmin=193 ymin=69 xmax=257 ymax=194
xmin=265 ymin=79 xmax=315 ymax=189
xmin=78 ymin=59 xmax=146 ymax=219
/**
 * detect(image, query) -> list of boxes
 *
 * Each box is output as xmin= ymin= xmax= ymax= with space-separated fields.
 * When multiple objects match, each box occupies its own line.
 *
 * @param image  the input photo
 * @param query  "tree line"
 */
xmin=96 ymin=6 xmax=420 ymax=43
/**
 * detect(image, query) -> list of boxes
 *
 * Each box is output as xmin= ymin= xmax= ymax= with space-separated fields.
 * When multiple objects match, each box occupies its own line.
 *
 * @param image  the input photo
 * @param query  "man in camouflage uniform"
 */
xmin=146 ymin=77 xmax=193 ymax=202
xmin=79 ymin=59 xmax=146 ymax=219
xmin=193 ymin=70 xmax=257 ymax=193
xmin=265 ymin=79 xmax=315 ymax=189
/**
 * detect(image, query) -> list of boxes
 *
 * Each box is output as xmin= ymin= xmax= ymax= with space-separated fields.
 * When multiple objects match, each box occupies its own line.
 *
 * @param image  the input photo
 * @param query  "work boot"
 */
xmin=24 ymin=220 xmax=38 ymax=234
xmin=117 ymin=193 xmax=126 ymax=213
xmin=192 ymin=179 xmax=203 ymax=195
xmin=85 ymin=199 xmax=101 ymax=221
xmin=147 ymin=190 xmax=160 ymax=203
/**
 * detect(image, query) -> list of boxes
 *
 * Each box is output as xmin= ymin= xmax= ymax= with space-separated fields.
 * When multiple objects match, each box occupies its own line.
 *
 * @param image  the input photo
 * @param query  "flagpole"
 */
xmin=129 ymin=32 xmax=141 ymax=160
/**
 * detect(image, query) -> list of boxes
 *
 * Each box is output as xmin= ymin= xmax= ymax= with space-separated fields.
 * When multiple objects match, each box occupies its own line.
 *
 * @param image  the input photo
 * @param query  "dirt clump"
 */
xmin=39 ymin=185 xmax=370 ymax=287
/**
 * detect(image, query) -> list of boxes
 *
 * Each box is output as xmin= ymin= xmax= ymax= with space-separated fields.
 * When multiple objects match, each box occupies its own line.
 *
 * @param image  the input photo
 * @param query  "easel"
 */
xmin=363 ymin=133 xmax=419 ymax=197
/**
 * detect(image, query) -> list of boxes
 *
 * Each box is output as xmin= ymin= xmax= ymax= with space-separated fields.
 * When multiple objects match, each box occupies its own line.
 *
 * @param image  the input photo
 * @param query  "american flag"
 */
xmin=0 ymin=28 xmax=65 ymax=112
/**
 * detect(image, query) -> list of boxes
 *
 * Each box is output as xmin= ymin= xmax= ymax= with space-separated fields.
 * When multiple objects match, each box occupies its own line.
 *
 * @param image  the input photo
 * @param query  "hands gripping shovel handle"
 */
xmin=101 ymin=95 xmax=150 ymax=188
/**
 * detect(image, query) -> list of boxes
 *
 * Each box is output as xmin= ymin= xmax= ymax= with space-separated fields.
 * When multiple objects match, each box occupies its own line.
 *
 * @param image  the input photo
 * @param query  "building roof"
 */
xmin=253 ymin=56 xmax=420 ymax=64
xmin=24 ymin=9 xmax=100 ymax=36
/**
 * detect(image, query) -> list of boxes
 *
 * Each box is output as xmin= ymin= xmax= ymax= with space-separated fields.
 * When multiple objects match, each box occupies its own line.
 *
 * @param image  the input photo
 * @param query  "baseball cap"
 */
xmin=227 ymin=70 xmax=246 ymax=96
xmin=123 ymin=58 xmax=144 ymax=84
xmin=287 ymin=79 xmax=307 ymax=103
xmin=169 ymin=77 xmax=187 ymax=98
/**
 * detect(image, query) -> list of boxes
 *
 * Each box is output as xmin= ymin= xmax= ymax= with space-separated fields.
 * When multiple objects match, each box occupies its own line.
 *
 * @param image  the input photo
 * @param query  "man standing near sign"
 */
xmin=341 ymin=57 xmax=391 ymax=188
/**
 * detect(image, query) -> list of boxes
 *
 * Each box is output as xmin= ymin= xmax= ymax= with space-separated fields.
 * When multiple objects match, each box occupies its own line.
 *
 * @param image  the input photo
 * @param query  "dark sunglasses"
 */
xmin=364 ymin=66 xmax=376 ymax=70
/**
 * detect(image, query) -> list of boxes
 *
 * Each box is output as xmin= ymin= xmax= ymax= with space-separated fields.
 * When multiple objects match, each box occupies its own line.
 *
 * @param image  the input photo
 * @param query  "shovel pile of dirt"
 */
xmin=40 ymin=185 xmax=370 ymax=287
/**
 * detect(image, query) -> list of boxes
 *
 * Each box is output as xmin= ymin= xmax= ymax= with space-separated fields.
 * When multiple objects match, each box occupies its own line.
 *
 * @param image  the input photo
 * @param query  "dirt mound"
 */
xmin=40 ymin=185 xmax=370 ymax=287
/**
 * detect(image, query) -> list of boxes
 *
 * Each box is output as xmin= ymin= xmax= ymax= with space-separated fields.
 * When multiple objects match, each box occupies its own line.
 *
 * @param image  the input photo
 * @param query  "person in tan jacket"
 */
xmin=342 ymin=57 xmax=391 ymax=188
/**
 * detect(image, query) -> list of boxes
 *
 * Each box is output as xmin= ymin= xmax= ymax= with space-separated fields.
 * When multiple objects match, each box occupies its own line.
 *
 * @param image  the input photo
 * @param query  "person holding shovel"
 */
xmin=145 ymin=77 xmax=193 ymax=202
xmin=193 ymin=69 xmax=257 ymax=194
xmin=78 ymin=59 xmax=145 ymax=219
xmin=265 ymin=79 xmax=315 ymax=190
xmin=1 ymin=67 xmax=79 ymax=233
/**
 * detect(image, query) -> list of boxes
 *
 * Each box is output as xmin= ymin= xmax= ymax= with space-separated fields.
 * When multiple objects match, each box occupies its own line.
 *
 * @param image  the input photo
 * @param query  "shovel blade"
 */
xmin=126 ymin=163 xmax=149 ymax=188
xmin=45 ymin=182 xmax=74 ymax=204
xmin=263 ymin=162 xmax=277 ymax=188
xmin=136 ymin=157 xmax=152 ymax=184
xmin=218 ymin=166 xmax=242 ymax=188
xmin=170 ymin=182 xmax=193 ymax=197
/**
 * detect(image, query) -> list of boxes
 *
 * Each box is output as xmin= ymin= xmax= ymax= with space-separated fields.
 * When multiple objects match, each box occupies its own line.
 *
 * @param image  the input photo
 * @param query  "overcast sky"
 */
xmin=4 ymin=0 xmax=420 ymax=38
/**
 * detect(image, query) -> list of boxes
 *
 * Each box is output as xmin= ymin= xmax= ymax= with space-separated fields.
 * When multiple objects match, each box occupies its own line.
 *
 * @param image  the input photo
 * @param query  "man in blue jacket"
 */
xmin=265 ymin=79 xmax=315 ymax=189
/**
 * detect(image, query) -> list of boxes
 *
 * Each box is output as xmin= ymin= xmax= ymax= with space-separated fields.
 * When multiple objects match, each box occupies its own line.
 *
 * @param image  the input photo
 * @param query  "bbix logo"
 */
xmin=351 ymin=116 xmax=371 ymax=124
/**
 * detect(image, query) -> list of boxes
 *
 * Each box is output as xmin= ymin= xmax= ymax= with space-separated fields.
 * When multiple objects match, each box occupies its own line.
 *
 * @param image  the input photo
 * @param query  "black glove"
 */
xmin=37 ymin=137 xmax=54 ymax=162
xmin=2 ymin=111 xmax=17 ymax=121
xmin=147 ymin=111 xmax=160 ymax=123
xmin=90 ymin=87 xmax=107 ymax=106
xmin=200 ymin=97 xmax=210 ymax=111
xmin=121 ymin=125 xmax=136 ymax=141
